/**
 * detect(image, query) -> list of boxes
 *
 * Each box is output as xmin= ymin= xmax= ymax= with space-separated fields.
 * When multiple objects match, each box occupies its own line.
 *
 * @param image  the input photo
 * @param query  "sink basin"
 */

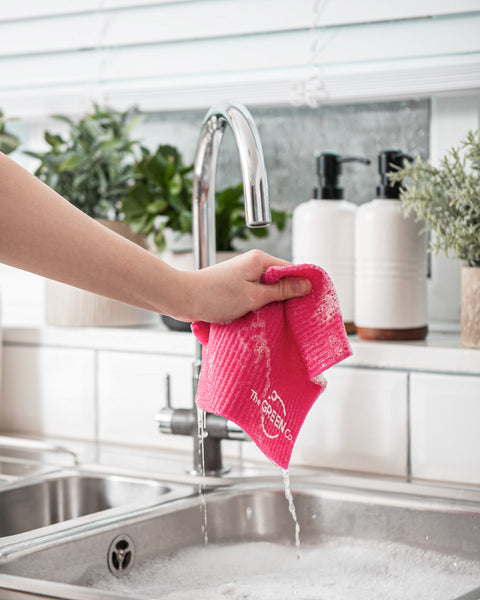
xmin=0 ymin=475 xmax=479 ymax=599
xmin=0 ymin=469 xmax=172 ymax=538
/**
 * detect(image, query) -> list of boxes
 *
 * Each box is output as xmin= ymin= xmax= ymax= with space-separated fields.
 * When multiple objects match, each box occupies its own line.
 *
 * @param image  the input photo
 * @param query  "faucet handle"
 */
xmin=155 ymin=373 xmax=174 ymax=433
xmin=164 ymin=373 xmax=172 ymax=410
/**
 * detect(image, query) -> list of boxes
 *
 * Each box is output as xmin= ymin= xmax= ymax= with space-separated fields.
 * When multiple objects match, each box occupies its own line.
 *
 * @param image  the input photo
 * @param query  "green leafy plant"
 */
xmin=24 ymin=103 xmax=143 ymax=219
xmin=214 ymin=183 xmax=289 ymax=252
xmin=0 ymin=109 xmax=20 ymax=155
xmin=123 ymin=144 xmax=289 ymax=252
xmin=122 ymin=144 xmax=193 ymax=252
xmin=389 ymin=130 xmax=480 ymax=267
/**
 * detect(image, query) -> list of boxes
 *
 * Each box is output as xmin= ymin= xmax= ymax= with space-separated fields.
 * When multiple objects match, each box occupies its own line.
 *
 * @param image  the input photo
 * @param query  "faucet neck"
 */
xmin=192 ymin=102 xmax=271 ymax=269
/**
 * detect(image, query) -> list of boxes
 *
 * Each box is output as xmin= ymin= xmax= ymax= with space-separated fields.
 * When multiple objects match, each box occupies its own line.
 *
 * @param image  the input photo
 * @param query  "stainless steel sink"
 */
xmin=0 ymin=475 xmax=479 ymax=599
xmin=0 ymin=469 xmax=173 ymax=538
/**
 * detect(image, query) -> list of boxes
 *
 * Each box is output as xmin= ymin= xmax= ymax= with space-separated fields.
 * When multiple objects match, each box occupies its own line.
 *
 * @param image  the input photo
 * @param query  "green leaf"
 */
xmin=59 ymin=153 xmax=83 ymax=171
xmin=44 ymin=132 xmax=64 ymax=148
xmin=0 ymin=132 xmax=20 ymax=154
xmin=146 ymin=199 xmax=168 ymax=214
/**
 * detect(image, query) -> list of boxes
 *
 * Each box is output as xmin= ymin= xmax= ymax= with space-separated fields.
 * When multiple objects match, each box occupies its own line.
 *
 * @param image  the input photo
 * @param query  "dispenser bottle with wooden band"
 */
xmin=355 ymin=150 xmax=428 ymax=341
xmin=293 ymin=152 xmax=370 ymax=334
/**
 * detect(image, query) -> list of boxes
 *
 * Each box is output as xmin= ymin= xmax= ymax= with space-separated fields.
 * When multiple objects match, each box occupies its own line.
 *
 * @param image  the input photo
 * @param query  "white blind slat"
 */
xmin=1 ymin=0 xmax=479 ymax=56
xmin=1 ymin=14 xmax=478 ymax=89
xmin=1 ymin=0 xmax=478 ymax=25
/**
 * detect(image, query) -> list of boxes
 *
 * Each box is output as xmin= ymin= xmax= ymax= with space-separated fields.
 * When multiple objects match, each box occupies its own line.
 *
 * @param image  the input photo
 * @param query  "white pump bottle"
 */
xmin=355 ymin=150 xmax=428 ymax=341
xmin=292 ymin=152 xmax=370 ymax=333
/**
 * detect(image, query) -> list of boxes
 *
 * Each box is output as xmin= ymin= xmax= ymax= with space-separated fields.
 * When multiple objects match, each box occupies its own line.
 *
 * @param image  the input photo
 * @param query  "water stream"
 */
xmin=282 ymin=469 xmax=301 ymax=554
xmin=197 ymin=409 xmax=208 ymax=546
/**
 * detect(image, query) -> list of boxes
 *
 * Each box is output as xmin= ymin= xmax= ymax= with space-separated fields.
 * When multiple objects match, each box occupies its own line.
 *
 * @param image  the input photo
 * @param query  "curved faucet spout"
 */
xmin=192 ymin=102 xmax=271 ymax=270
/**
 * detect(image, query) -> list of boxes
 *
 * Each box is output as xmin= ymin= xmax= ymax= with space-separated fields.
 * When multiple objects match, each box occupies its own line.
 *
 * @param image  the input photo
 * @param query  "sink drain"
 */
xmin=107 ymin=535 xmax=135 ymax=577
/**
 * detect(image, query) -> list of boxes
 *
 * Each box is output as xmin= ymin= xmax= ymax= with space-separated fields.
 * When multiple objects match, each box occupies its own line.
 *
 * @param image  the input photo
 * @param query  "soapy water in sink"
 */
xmin=88 ymin=537 xmax=479 ymax=599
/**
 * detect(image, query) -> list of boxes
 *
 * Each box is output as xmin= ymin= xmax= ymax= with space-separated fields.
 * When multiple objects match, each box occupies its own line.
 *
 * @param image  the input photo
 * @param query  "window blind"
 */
xmin=0 ymin=0 xmax=479 ymax=117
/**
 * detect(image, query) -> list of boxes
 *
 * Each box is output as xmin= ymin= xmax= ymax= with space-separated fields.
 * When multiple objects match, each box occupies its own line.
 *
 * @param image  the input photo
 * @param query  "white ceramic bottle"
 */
xmin=293 ymin=152 xmax=370 ymax=333
xmin=355 ymin=150 xmax=428 ymax=341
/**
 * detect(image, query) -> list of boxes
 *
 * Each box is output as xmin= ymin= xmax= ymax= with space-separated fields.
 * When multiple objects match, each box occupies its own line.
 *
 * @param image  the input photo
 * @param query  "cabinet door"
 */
xmin=242 ymin=366 xmax=409 ymax=476
xmin=1 ymin=346 xmax=96 ymax=439
xmin=97 ymin=351 xmax=194 ymax=450
xmin=410 ymin=372 xmax=480 ymax=485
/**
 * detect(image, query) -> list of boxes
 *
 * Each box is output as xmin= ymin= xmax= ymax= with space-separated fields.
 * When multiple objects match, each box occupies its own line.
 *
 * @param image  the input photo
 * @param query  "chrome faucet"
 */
xmin=157 ymin=102 xmax=271 ymax=476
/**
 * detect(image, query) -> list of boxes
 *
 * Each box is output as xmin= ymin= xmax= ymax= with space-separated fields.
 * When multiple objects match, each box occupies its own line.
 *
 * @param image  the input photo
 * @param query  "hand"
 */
xmin=174 ymin=249 xmax=312 ymax=323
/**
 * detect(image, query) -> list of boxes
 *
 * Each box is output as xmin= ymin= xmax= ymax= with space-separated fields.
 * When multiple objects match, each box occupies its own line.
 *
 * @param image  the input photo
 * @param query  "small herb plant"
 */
xmin=25 ymin=104 xmax=143 ymax=219
xmin=389 ymin=130 xmax=480 ymax=267
xmin=123 ymin=144 xmax=289 ymax=253
xmin=0 ymin=109 xmax=20 ymax=155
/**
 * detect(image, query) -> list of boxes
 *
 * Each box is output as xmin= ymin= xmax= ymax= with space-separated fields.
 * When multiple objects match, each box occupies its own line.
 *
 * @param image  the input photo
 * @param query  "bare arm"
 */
xmin=0 ymin=152 xmax=311 ymax=323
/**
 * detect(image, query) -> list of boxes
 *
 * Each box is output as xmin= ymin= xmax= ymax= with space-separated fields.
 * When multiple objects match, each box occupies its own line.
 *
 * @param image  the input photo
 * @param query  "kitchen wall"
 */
xmin=3 ymin=93 xmax=475 ymax=325
xmin=1 ymin=1 xmax=479 ymax=326
xmin=1 ymin=2 xmax=479 ymax=485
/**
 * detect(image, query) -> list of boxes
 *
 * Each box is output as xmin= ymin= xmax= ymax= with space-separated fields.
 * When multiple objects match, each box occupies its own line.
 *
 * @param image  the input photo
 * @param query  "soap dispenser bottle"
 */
xmin=293 ymin=152 xmax=370 ymax=333
xmin=355 ymin=149 xmax=428 ymax=341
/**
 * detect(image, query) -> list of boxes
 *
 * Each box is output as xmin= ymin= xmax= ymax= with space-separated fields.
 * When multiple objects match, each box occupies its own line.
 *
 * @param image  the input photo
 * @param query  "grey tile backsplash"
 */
xmin=138 ymin=99 xmax=430 ymax=259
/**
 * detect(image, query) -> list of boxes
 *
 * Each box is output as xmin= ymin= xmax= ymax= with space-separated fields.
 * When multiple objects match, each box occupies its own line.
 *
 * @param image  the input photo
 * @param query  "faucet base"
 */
xmin=191 ymin=435 xmax=231 ymax=477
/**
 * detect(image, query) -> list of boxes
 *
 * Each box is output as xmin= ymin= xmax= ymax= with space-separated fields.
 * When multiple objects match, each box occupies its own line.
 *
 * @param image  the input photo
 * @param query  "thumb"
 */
xmin=262 ymin=276 xmax=312 ymax=303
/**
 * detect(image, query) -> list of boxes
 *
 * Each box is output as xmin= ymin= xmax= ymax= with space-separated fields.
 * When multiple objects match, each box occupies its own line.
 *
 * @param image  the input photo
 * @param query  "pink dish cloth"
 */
xmin=191 ymin=263 xmax=352 ymax=470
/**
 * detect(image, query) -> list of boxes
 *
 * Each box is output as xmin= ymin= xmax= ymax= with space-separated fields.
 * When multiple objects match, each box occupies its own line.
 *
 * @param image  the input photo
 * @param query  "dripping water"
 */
xmin=197 ymin=408 xmax=208 ymax=545
xmin=282 ymin=468 xmax=301 ymax=556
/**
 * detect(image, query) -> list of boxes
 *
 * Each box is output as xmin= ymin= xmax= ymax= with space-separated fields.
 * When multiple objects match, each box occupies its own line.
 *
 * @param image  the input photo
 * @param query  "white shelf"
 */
xmin=2 ymin=325 xmax=196 ymax=357
xmin=347 ymin=332 xmax=479 ymax=375
xmin=2 ymin=325 xmax=479 ymax=375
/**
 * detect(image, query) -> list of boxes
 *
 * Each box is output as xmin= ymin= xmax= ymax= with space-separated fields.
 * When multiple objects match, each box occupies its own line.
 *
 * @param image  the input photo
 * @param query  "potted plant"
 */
xmin=389 ymin=130 xmax=480 ymax=348
xmin=25 ymin=103 xmax=154 ymax=327
xmin=0 ymin=109 xmax=20 ymax=155
xmin=122 ymin=144 xmax=193 ymax=262
xmin=123 ymin=144 xmax=289 ymax=260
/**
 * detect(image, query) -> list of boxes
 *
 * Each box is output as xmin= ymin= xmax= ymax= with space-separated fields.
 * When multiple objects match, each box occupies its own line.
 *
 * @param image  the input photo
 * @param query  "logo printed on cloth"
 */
xmin=250 ymin=389 xmax=293 ymax=442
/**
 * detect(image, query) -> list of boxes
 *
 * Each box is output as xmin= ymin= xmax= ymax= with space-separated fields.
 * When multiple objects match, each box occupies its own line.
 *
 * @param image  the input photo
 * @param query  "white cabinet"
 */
xmin=410 ymin=373 xmax=480 ymax=486
xmin=1 ymin=346 xmax=96 ymax=439
xmin=290 ymin=367 xmax=408 ymax=476
xmin=2 ymin=328 xmax=479 ymax=484
xmin=97 ymin=351 xmax=194 ymax=451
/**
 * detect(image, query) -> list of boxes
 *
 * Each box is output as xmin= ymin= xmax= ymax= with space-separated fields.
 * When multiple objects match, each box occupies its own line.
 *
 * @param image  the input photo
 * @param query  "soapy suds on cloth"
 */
xmin=88 ymin=537 xmax=479 ymax=599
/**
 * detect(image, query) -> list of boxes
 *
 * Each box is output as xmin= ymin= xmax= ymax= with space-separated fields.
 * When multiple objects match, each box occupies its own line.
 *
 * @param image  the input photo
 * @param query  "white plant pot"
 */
xmin=45 ymin=220 xmax=156 ymax=327
xmin=461 ymin=266 xmax=480 ymax=349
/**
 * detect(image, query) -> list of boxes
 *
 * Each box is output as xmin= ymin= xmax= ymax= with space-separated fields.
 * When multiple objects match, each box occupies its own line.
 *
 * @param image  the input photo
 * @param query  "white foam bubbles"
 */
xmin=87 ymin=537 xmax=480 ymax=600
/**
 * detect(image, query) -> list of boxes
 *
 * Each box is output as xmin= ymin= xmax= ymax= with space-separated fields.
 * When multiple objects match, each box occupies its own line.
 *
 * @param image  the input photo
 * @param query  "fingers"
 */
xmin=257 ymin=276 xmax=312 ymax=306
xmin=235 ymin=249 xmax=291 ymax=280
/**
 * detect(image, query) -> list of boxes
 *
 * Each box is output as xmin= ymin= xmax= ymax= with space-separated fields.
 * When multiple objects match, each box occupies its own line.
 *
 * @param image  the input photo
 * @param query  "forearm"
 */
xmin=0 ymin=152 xmax=312 ymax=324
xmin=0 ymin=152 xmax=184 ymax=316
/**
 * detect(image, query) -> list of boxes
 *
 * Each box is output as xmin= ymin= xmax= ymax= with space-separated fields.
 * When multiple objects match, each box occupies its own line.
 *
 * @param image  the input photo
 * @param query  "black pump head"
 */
xmin=377 ymin=149 xmax=413 ymax=199
xmin=314 ymin=152 xmax=370 ymax=199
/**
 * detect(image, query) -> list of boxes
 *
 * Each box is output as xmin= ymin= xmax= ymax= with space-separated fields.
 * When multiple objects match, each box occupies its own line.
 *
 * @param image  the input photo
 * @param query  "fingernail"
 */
xmin=295 ymin=279 xmax=311 ymax=295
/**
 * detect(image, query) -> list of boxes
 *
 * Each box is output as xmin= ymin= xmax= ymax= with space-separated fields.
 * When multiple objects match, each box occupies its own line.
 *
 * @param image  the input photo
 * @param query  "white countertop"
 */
xmin=2 ymin=324 xmax=479 ymax=375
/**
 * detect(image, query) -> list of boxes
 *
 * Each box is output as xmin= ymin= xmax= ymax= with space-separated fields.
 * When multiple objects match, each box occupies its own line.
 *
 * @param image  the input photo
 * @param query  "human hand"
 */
xmin=174 ymin=249 xmax=312 ymax=323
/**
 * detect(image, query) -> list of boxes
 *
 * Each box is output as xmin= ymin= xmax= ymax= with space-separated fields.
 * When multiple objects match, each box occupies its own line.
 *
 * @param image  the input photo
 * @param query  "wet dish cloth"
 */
xmin=191 ymin=264 xmax=352 ymax=470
